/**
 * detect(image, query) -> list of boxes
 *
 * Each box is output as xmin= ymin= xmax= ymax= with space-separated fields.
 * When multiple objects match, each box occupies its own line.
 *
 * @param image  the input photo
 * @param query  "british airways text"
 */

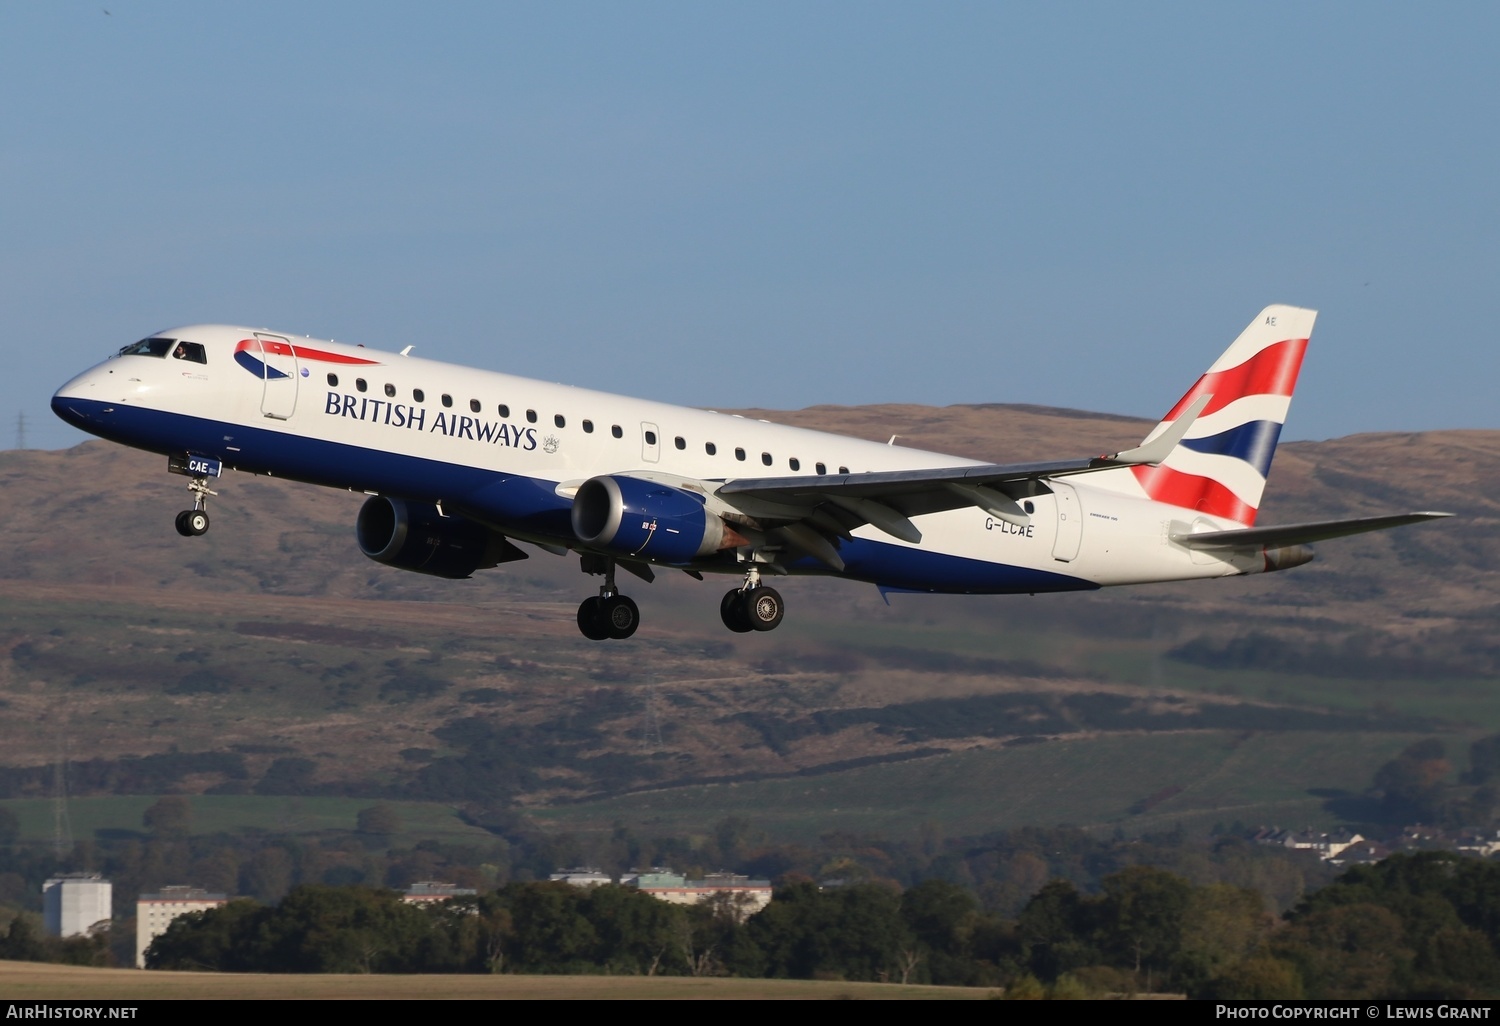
xmin=324 ymin=392 xmax=538 ymax=450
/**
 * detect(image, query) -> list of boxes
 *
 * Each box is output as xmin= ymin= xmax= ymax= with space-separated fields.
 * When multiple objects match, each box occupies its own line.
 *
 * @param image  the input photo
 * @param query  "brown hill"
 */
xmin=0 ymin=406 xmax=1492 ymax=831
xmin=4 ymin=405 xmax=1494 ymax=619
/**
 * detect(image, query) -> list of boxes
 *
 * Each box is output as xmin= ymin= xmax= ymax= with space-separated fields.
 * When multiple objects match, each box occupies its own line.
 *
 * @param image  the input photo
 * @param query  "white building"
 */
xmin=136 ymin=886 xmax=227 ymax=968
xmin=1252 ymin=827 xmax=1364 ymax=861
xmin=42 ymin=873 xmax=112 ymax=939
xmin=628 ymin=871 xmax=773 ymax=919
xmin=549 ymin=867 xmax=612 ymax=887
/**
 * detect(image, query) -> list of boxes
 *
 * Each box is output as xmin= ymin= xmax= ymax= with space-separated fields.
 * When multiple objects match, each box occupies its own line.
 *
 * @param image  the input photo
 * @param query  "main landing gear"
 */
xmin=576 ymin=557 xmax=640 ymax=641
xmin=572 ymin=558 xmax=785 ymax=639
xmin=174 ymin=476 xmax=216 ymax=537
xmin=719 ymin=567 xmax=784 ymax=634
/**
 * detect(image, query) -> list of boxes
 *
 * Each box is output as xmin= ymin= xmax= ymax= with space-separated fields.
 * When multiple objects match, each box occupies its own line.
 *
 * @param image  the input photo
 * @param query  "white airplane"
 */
xmin=52 ymin=305 xmax=1448 ymax=640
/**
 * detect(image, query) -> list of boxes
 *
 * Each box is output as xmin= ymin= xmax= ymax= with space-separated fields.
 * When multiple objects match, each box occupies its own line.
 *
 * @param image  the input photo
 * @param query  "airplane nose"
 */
xmin=51 ymin=391 xmax=92 ymax=430
xmin=52 ymin=366 xmax=109 ymax=430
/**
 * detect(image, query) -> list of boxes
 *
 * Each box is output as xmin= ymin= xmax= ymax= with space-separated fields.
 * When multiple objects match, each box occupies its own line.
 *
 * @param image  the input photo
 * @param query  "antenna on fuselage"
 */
xmin=400 ymin=346 xmax=415 ymax=357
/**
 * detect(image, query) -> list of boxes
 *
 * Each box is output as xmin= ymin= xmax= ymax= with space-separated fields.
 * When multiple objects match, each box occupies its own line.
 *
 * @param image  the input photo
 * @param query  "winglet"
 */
xmin=1101 ymin=393 xmax=1212 ymax=467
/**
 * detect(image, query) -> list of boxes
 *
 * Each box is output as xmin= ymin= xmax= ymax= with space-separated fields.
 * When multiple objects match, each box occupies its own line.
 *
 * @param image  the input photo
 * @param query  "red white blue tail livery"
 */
xmin=1093 ymin=304 xmax=1312 ymax=526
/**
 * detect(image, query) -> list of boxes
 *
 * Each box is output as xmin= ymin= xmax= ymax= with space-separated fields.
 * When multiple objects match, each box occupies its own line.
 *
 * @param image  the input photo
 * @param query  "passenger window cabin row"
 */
xmin=327 ymin=372 xmax=851 ymax=475
xmin=121 ymin=341 xmax=858 ymax=474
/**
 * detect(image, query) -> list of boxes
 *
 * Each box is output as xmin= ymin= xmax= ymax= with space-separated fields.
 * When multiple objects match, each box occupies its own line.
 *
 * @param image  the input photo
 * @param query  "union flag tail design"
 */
xmin=1130 ymin=305 xmax=1315 ymax=525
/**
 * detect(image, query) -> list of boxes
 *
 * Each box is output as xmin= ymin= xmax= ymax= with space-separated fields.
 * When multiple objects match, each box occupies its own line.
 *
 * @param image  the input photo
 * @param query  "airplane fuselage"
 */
xmin=51 ymin=324 xmax=1273 ymax=609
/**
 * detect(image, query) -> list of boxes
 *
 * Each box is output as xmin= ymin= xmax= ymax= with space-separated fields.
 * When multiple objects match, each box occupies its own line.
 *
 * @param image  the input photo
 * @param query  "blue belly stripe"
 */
xmin=51 ymin=396 xmax=1095 ymax=596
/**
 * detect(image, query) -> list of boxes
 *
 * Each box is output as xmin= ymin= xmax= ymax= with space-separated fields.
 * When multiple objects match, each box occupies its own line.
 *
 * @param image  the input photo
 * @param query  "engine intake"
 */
xmin=356 ymin=496 xmax=524 ymax=579
xmin=571 ymin=475 xmax=730 ymax=564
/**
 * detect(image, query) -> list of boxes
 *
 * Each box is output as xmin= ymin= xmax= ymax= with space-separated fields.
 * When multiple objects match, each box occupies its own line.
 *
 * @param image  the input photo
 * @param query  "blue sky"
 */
xmin=4 ymin=2 xmax=1496 ymax=450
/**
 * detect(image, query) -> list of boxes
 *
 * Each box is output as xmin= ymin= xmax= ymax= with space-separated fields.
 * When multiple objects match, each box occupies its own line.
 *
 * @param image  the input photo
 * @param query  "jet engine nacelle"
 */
xmin=356 ymin=496 xmax=521 ymax=579
xmin=571 ymin=475 xmax=730 ymax=564
xmin=1261 ymin=544 xmax=1315 ymax=572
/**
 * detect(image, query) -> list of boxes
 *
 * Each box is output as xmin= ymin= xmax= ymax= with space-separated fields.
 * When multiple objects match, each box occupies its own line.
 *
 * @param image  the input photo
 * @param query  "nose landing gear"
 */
xmin=719 ymin=566 xmax=784 ymax=633
xmin=174 ymin=476 xmax=216 ymax=537
xmin=168 ymin=454 xmax=221 ymax=538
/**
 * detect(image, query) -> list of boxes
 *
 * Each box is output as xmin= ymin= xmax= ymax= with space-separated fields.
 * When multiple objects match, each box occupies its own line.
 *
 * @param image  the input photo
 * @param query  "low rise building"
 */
xmin=1252 ymin=827 xmax=1364 ymax=861
xmin=136 ymin=886 xmax=227 ymax=967
xmin=1329 ymin=839 xmax=1392 ymax=867
xmin=549 ymin=867 xmax=612 ymax=887
xmin=43 ymin=874 xmax=112 ymax=939
xmin=1454 ymin=829 xmax=1500 ymax=858
xmin=628 ymin=871 xmax=772 ymax=919
xmin=401 ymin=881 xmax=478 ymax=904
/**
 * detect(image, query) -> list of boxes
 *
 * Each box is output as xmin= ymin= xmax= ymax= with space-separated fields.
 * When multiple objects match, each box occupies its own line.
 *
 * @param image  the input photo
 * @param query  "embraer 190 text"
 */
xmin=52 ymin=305 xmax=1449 ymax=639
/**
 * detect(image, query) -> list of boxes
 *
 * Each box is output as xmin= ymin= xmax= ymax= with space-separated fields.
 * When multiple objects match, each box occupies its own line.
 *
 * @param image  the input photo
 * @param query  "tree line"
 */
xmin=9 ymin=796 xmax=1500 ymax=995
xmin=125 ymin=852 xmax=1500 ymax=998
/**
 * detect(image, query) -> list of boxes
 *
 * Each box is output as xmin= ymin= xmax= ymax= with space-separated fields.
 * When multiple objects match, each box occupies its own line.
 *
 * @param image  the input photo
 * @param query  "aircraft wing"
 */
xmin=717 ymin=458 xmax=1094 ymax=538
xmin=715 ymin=395 xmax=1214 ymax=544
xmin=1171 ymin=512 xmax=1454 ymax=549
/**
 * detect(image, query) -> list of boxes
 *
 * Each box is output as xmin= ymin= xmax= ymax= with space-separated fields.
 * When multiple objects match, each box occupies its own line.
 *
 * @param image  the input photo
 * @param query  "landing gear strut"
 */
xmin=167 ymin=454 xmax=222 ymax=538
xmin=719 ymin=566 xmax=784 ymax=633
xmin=174 ymin=476 xmax=216 ymax=537
xmin=576 ymin=556 xmax=640 ymax=641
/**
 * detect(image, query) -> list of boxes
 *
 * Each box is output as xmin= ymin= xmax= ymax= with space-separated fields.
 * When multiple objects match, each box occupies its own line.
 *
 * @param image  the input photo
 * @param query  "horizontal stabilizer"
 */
xmin=1172 ymin=512 xmax=1452 ymax=549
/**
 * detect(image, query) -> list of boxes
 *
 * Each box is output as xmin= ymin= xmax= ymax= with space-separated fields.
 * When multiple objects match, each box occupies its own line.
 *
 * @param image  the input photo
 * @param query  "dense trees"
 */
xmin=0 ymin=913 xmax=110 ymax=967
xmin=743 ymin=880 xmax=909 ymax=981
xmin=355 ymin=805 xmax=402 ymax=839
xmin=142 ymin=796 xmax=193 ymax=839
xmin=129 ymin=868 xmax=1293 ymax=992
xmin=1360 ymin=734 xmax=1500 ymax=831
xmin=148 ymin=882 xmax=726 ymax=976
xmin=1007 ymin=870 xmax=1275 ymax=994
xmin=1269 ymin=852 xmax=1500 ymax=998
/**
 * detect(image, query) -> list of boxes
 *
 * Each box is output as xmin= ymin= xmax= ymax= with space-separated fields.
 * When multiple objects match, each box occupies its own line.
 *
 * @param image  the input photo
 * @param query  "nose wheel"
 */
xmin=175 ymin=475 xmax=217 ymax=537
xmin=174 ymin=510 xmax=210 ymax=537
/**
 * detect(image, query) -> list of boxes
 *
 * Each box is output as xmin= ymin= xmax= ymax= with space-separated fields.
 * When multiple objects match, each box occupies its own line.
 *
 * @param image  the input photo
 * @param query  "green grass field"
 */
xmin=0 ymin=796 xmax=491 ymax=845
xmin=533 ymin=729 xmax=1435 ymax=842
xmin=0 ymin=729 xmax=1429 ymax=848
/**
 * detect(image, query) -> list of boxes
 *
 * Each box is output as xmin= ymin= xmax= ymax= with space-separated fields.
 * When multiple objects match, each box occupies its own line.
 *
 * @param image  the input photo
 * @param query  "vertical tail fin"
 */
xmin=1130 ymin=305 xmax=1315 ymax=525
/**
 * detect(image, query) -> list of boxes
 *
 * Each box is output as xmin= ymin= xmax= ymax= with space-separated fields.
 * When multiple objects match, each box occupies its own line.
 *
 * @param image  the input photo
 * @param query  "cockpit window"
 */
xmin=118 ymin=337 xmax=175 ymax=358
xmin=171 ymin=341 xmax=207 ymax=364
